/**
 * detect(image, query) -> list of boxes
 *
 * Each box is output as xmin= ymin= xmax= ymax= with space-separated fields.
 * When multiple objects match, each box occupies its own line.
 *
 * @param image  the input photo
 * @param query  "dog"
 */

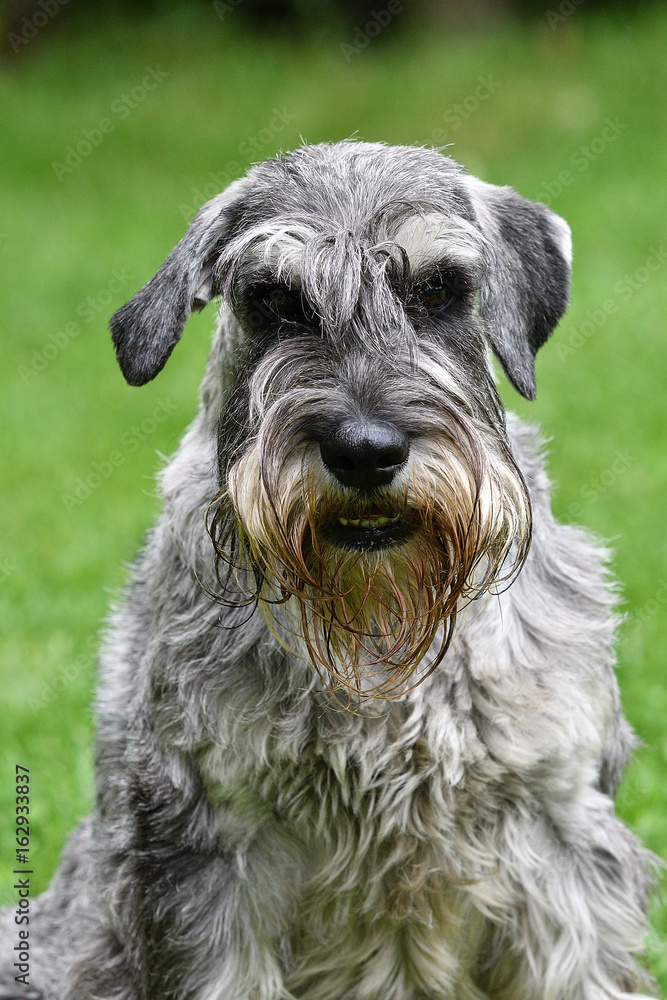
xmin=0 ymin=140 xmax=656 ymax=999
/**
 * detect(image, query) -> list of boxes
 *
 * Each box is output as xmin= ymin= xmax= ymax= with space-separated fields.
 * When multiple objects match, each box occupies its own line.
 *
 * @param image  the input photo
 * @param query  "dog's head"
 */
xmin=111 ymin=142 xmax=571 ymax=698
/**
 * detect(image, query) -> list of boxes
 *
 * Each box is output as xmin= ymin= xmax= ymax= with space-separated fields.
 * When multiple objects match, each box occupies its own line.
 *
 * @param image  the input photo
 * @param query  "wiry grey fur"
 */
xmin=0 ymin=141 xmax=656 ymax=999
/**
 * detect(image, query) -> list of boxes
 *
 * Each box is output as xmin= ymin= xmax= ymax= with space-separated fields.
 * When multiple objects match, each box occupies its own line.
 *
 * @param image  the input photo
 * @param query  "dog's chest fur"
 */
xmin=197 ymin=612 xmax=608 ymax=884
xmin=196 ymin=666 xmax=493 ymax=979
xmin=191 ymin=604 xmax=613 ymax=998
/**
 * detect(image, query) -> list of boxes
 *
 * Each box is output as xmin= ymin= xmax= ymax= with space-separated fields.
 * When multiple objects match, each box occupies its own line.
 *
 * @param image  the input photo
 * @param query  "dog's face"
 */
xmin=111 ymin=142 xmax=571 ymax=698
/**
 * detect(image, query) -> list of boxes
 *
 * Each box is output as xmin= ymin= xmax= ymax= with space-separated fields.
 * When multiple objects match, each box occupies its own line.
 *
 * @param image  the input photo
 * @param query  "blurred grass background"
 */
xmin=0 ymin=0 xmax=665 ymax=987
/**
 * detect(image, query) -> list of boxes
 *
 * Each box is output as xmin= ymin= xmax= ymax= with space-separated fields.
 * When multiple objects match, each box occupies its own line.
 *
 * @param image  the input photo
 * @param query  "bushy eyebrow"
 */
xmin=220 ymin=210 xmax=486 ymax=337
xmin=390 ymin=212 xmax=486 ymax=283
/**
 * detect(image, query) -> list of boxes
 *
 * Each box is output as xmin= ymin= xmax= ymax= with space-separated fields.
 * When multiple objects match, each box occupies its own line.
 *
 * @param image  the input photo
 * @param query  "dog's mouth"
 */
xmin=321 ymin=509 xmax=416 ymax=551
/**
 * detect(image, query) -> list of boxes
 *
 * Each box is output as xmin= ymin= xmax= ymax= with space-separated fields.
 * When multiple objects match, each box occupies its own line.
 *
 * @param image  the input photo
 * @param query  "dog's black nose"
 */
xmin=320 ymin=419 xmax=409 ymax=490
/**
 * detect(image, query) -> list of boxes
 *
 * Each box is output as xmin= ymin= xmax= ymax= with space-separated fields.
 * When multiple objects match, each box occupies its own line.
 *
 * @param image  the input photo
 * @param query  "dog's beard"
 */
xmin=208 ymin=420 xmax=531 ymax=702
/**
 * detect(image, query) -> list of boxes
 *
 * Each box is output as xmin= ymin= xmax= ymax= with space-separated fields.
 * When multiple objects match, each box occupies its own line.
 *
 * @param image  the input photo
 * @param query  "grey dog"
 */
xmin=0 ymin=141 xmax=657 ymax=999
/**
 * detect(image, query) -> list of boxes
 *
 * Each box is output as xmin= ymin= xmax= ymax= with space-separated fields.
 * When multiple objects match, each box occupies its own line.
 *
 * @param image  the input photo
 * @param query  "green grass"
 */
xmin=1 ymin=3 xmax=666 ymax=985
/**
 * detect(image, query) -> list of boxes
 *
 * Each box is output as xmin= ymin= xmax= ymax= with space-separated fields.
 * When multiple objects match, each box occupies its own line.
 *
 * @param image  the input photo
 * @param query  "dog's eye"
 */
xmin=420 ymin=279 xmax=455 ymax=313
xmin=243 ymin=283 xmax=317 ymax=333
xmin=265 ymin=285 xmax=304 ymax=322
xmin=240 ymin=283 xmax=316 ymax=337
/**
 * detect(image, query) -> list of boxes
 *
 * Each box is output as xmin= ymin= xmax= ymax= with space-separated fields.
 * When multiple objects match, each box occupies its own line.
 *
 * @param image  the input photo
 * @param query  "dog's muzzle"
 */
xmin=319 ymin=417 xmax=413 ymax=550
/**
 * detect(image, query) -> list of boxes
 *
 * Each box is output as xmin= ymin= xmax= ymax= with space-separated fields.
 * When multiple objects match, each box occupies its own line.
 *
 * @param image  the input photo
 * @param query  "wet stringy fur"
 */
xmin=206 ymin=416 xmax=532 ymax=700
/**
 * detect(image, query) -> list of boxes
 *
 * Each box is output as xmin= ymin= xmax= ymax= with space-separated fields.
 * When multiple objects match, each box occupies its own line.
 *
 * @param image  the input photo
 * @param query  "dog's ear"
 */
xmin=463 ymin=176 xmax=572 ymax=401
xmin=110 ymin=178 xmax=248 ymax=386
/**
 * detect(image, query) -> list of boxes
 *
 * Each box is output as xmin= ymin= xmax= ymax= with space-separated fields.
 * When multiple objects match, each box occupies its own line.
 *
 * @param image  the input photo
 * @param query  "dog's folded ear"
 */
xmin=463 ymin=177 xmax=572 ymax=401
xmin=110 ymin=178 xmax=248 ymax=386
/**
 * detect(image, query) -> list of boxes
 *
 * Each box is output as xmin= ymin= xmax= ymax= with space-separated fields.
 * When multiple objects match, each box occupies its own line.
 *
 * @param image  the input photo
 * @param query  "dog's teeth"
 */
xmin=338 ymin=514 xmax=400 ymax=530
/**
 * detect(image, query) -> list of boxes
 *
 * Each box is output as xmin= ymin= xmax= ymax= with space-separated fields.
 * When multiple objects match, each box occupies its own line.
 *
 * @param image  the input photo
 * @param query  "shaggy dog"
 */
xmin=0 ymin=141 xmax=655 ymax=1000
